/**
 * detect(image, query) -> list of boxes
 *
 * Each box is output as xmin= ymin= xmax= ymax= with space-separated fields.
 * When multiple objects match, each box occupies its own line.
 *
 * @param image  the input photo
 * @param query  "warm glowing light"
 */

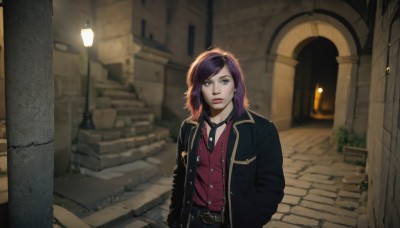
xmin=81 ymin=26 xmax=94 ymax=47
xmin=317 ymin=87 xmax=323 ymax=93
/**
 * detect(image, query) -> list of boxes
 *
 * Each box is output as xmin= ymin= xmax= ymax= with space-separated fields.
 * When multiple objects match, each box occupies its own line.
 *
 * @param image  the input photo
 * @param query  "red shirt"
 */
xmin=193 ymin=120 xmax=232 ymax=212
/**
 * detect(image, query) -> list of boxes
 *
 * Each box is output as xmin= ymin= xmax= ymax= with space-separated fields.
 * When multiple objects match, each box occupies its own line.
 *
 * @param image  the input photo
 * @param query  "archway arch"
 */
xmin=265 ymin=14 xmax=360 ymax=130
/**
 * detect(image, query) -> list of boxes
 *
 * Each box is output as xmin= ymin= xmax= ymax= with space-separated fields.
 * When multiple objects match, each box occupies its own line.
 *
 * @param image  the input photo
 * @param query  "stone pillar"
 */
xmin=268 ymin=54 xmax=298 ymax=130
xmin=4 ymin=1 xmax=54 ymax=227
xmin=334 ymin=56 xmax=358 ymax=131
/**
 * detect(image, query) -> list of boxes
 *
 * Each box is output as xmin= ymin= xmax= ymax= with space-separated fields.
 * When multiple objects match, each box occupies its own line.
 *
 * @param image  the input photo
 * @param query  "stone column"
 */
xmin=4 ymin=1 xmax=54 ymax=227
xmin=334 ymin=56 xmax=358 ymax=131
xmin=268 ymin=54 xmax=298 ymax=130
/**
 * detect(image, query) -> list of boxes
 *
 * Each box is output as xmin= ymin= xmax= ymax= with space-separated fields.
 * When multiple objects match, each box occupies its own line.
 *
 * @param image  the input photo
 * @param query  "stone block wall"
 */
xmin=134 ymin=56 xmax=166 ymax=118
xmin=54 ymin=50 xmax=82 ymax=176
xmin=367 ymin=0 xmax=400 ymax=226
xmin=352 ymin=55 xmax=372 ymax=136
xmin=166 ymin=0 xmax=207 ymax=65
xmin=163 ymin=63 xmax=189 ymax=139
xmin=132 ymin=0 xmax=167 ymax=43
xmin=96 ymin=0 xmax=136 ymax=85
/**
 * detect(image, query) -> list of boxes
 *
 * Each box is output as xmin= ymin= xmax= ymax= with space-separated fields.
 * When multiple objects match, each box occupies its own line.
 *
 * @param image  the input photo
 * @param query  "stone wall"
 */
xmin=352 ymin=55 xmax=371 ymax=135
xmin=166 ymin=0 xmax=207 ymax=64
xmin=53 ymin=0 xmax=93 ymax=175
xmin=134 ymin=53 xmax=168 ymax=118
xmin=367 ymin=0 xmax=400 ymax=226
xmin=95 ymin=0 xmax=137 ymax=85
xmin=54 ymin=50 xmax=82 ymax=176
xmin=163 ymin=63 xmax=189 ymax=139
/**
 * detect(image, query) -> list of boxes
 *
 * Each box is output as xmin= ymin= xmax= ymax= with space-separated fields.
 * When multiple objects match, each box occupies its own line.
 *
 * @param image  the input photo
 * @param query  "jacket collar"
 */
xmin=187 ymin=109 xmax=255 ymax=126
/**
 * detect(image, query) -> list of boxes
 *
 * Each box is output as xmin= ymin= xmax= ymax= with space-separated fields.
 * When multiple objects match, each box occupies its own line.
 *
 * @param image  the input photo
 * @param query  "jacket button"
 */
xmin=230 ymin=191 xmax=234 ymax=196
xmin=189 ymin=169 xmax=192 ymax=173
xmin=190 ymin=181 xmax=193 ymax=185
xmin=187 ymin=200 xmax=190 ymax=204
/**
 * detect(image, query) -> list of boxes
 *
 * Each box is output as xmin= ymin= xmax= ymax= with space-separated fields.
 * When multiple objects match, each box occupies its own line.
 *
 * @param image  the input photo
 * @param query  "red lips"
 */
xmin=212 ymin=98 xmax=223 ymax=104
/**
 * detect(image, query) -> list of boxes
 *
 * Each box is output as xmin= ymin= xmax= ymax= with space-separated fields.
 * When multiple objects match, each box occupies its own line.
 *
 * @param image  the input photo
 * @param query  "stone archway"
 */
xmin=266 ymin=14 xmax=359 ymax=131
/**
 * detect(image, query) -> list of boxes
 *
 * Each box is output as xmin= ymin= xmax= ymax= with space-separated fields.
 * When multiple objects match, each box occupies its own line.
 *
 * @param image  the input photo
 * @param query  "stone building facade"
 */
xmin=367 ymin=0 xmax=400 ymax=226
xmin=0 ymin=0 xmax=399 ymax=226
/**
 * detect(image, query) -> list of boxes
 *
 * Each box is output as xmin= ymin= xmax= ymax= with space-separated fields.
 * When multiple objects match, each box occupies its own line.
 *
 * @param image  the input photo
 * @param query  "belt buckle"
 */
xmin=201 ymin=211 xmax=216 ymax=224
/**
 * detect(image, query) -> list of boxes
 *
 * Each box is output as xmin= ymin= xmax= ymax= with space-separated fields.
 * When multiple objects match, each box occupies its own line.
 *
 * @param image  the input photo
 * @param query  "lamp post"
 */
xmin=80 ymin=21 xmax=95 ymax=129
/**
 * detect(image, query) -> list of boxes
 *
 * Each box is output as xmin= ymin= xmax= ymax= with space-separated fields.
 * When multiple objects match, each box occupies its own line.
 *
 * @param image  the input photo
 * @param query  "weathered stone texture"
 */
xmin=282 ymin=214 xmax=319 ymax=226
xmin=291 ymin=206 xmax=357 ymax=226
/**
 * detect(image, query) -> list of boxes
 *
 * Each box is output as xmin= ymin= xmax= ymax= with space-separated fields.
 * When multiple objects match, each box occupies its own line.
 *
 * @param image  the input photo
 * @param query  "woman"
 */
xmin=168 ymin=48 xmax=284 ymax=228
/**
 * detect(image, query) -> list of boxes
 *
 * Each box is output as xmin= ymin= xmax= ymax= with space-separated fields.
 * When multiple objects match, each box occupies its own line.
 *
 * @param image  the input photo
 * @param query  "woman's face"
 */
xmin=201 ymin=65 xmax=235 ymax=114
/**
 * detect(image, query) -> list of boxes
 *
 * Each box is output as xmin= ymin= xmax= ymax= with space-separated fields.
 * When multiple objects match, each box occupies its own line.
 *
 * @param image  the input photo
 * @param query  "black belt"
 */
xmin=190 ymin=206 xmax=223 ymax=224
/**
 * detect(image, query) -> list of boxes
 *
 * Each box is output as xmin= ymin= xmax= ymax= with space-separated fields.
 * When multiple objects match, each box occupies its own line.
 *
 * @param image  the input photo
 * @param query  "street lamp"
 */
xmin=80 ymin=21 xmax=95 ymax=129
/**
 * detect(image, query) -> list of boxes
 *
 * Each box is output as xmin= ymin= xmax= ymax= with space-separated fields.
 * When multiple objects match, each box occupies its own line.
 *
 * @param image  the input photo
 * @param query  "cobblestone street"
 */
xmin=265 ymin=121 xmax=367 ymax=228
xmin=1 ymin=120 xmax=370 ymax=227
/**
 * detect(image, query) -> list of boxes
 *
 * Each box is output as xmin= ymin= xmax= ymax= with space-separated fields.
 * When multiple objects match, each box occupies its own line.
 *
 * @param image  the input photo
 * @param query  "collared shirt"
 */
xmin=193 ymin=119 xmax=233 ymax=212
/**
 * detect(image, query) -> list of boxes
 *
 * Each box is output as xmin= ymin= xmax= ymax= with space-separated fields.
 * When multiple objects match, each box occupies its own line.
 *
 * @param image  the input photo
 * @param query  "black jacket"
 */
xmin=168 ymin=109 xmax=285 ymax=228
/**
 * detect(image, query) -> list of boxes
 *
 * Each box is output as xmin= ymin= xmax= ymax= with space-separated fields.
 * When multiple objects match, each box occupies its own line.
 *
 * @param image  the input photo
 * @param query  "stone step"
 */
xmin=78 ymin=122 xmax=160 ymax=143
xmin=95 ymin=81 xmax=127 ymax=91
xmin=54 ymin=160 xmax=162 ymax=216
xmin=101 ymin=90 xmax=137 ymax=100
xmin=0 ymin=120 xmax=5 ymax=139
xmin=82 ymin=177 xmax=172 ymax=228
xmin=53 ymin=204 xmax=91 ymax=228
xmin=75 ymin=140 xmax=167 ymax=171
xmin=116 ymin=107 xmax=151 ymax=115
xmin=93 ymin=108 xmax=153 ymax=130
xmin=119 ymin=113 xmax=154 ymax=122
xmin=111 ymin=99 xmax=146 ymax=109
xmin=77 ymin=125 xmax=169 ymax=145
xmin=0 ymin=139 xmax=7 ymax=153
xmin=0 ymin=153 xmax=6 ymax=174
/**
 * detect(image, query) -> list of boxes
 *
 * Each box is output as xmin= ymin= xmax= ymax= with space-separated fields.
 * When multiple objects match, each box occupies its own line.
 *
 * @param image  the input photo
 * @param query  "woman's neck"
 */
xmin=209 ymin=104 xmax=233 ymax=124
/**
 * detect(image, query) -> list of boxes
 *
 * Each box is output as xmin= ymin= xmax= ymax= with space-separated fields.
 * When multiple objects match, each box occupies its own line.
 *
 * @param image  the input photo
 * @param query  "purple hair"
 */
xmin=185 ymin=48 xmax=249 ymax=120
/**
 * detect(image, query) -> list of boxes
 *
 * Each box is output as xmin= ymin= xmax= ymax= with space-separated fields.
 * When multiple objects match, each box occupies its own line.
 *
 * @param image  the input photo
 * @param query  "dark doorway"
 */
xmin=292 ymin=37 xmax=338 ymax=126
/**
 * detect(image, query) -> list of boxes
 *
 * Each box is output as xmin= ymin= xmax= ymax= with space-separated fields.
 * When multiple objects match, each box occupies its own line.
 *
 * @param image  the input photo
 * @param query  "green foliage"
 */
xmin=335 ymin=126 xmax=366 ymax=152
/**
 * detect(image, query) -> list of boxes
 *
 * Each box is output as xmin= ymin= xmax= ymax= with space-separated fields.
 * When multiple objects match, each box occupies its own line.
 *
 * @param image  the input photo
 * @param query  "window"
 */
xmin=141 ymin=19 xmax=147 ymax=37
xmin=188 ymin=25 xmax=195 ymax=56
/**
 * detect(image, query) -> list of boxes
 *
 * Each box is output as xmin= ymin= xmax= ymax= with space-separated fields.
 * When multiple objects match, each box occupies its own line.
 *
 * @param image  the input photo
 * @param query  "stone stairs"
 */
xmin=72 ymin=79 xmax=171 ymax=172
xmin=56 ymin=79 xmax=174 ymax=227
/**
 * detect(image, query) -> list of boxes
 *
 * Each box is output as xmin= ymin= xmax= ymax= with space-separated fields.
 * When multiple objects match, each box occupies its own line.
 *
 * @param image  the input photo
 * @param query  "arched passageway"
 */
xmin=292 ymin=37 xmax=338 ymax=126
xmin=265 ymin=15 xmax=359 ymax=131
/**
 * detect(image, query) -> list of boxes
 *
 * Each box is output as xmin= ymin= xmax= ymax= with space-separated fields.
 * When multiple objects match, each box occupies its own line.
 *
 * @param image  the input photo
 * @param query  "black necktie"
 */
xmin=204 ymin=111 xmax=233 ymax=152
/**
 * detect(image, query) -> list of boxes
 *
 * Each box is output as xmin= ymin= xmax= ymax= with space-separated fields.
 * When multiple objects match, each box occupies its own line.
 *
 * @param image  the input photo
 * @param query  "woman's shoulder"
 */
xmin=179 ymin=117 xmax=200 ymax=133
xmin=247 ymin=109 xmax=274 ymax=126
xmin=246 ymin=110 xmax=280 ymax=139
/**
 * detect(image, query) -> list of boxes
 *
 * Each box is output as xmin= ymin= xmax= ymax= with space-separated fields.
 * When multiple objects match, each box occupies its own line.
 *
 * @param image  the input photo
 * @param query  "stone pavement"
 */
xmin=3 ymin=121 xmax=369 ymax=227
xmin=264 ymin=121 xmax=368 ymax=228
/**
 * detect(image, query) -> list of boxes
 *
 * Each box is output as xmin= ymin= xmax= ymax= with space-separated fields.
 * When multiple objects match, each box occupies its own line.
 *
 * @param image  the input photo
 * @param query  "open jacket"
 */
xmin=167 ymin=109 xmax=285 ymax=228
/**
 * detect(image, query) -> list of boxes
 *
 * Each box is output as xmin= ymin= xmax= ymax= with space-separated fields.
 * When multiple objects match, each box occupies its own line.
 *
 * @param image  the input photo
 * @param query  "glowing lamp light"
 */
xmin=79 ymin=21 xmax=95 ymax=130
xmin=317 ymin=87 xmax=323 ymax=93
xmin=81 ymin=27 xmax=94 ymax=47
